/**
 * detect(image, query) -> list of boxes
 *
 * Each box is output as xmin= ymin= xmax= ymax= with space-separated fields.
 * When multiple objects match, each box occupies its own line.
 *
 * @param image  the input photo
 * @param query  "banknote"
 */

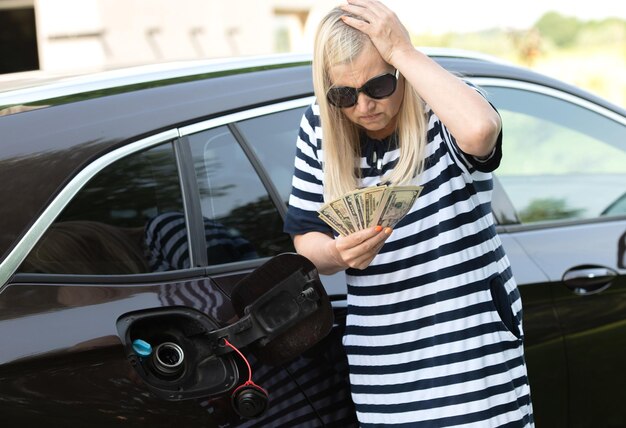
xmin=318 ymin=206 xmax=350 ymax=236
xmin=357 ymin=185 xmax=388 ymax=228
xmin=318 ymin=184 xmax=423 ymax=236
xmin=343 ymin=193 xmax=366 ymax=230
xmin=328 ymin=198 xmax=357 ymax=234
xmin=372 ymin=185 xmax=423 ymax=228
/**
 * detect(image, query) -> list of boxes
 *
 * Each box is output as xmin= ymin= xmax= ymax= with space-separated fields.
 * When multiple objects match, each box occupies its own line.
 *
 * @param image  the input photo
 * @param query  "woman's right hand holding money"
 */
xmin=294 ymin=227 xmax=391 ymax=275
xmin=330 ymin=225 xmax=391 ymax=270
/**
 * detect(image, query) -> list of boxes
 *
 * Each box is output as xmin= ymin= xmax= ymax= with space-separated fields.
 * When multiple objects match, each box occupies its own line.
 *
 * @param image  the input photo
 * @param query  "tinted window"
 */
xmin=187 ymin=126 xmax=293 ymax=265
xmin=19 ymin=143 xmax=186 ymax=274
xmin=486 ymin=86 xmax=626 ymax=224
xmin=236 ymin=107 xmax=306 ymax=205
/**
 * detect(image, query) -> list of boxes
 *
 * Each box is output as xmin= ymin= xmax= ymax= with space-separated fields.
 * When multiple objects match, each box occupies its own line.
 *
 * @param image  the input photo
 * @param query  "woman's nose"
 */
xmin=355 ymin=92 xmax=375 ymax=111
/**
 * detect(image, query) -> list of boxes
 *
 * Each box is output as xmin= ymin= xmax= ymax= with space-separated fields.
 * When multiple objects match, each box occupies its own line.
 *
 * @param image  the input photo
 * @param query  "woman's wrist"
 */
xmin=326 ymin=237 xmax=348 ymax=272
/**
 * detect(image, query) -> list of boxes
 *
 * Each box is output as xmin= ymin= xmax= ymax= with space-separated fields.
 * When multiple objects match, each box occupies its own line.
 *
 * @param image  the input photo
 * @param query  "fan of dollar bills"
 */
xmin=318 ymin=185 xmax=423 ymax=236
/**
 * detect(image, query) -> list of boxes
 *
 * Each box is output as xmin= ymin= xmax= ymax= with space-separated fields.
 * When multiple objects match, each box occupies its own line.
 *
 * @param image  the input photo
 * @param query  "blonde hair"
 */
xmin=313 ymin=7 xmax=428 ymax=201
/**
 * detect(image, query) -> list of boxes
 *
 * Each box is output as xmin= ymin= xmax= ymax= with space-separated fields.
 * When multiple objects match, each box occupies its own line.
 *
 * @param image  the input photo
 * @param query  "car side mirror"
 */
xmin=116 ymin=253 xmax=332 ymax=417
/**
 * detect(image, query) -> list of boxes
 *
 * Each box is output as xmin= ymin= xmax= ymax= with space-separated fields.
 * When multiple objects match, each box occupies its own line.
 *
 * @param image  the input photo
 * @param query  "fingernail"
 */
xmin=384 ymin=227 xmax=392 ymax=235
xmin=375 ymin=225 xmax=383 ymax=232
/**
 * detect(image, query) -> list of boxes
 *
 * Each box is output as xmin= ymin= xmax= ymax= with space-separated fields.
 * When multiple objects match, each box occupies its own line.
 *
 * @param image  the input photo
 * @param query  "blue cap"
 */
xmin=132 ymin=339 xmax=153 ymax=357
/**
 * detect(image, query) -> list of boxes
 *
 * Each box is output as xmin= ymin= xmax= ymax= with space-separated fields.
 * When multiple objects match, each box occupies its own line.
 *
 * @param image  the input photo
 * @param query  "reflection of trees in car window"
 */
xmin=20 ymin=221 xmax=148 ymax=275
xmin=60 ymin=144 xmax=184 ymax=227
xmin=19 ymin=143 xmax=185 ymax=275
xmin=486 ymin=86 xmax=626 ymax=223
xmin=224 ymin=197 xmax=291 ymax=254
xmin=518 ymin=198 xmax=584 ymax=223
xmin=188 ymin=126 xmax=294 ymax=261
xmin=18 ymin=136 xmax=275 ymax=275
xmin=236 ymin=107 xmax=306 ymax=205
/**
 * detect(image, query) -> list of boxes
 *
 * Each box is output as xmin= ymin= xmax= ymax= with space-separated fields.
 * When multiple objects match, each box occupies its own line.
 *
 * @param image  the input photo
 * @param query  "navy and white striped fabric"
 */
xmin=284 ymin=103 xmax=533 ymax=427
xmin=145 ymin=211 xmax=257 ymax=271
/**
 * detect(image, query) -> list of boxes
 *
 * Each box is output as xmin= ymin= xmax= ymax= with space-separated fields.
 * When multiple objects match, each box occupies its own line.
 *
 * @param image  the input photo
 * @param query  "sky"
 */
xmin=383 ymin=0 xmax=626 ymax=34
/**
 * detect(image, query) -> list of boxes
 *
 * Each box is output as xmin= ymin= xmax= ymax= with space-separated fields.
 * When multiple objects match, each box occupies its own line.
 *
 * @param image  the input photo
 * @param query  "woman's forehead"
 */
xmin=328 ymin=42 xmax=390 ymax=86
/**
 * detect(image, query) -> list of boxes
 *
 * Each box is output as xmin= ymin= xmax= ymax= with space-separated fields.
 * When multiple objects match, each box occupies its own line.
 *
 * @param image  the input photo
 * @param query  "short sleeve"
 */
xmin=441 ymin=120 xmax=502 ymax=173
xmin=283 ymin=104 xmax=332 ymax=236
xmin=440 ymin=82 xmax=503 ymax=173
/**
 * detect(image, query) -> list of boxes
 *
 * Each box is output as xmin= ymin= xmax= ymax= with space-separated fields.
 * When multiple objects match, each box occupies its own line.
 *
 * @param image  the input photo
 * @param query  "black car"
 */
xmin=1 ymin=50 xmax=625 ymax=427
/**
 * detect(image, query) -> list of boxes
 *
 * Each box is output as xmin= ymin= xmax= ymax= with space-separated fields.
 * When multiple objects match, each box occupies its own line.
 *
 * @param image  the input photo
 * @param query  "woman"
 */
xmin=284 ymin=0 xmax=533 ymax=426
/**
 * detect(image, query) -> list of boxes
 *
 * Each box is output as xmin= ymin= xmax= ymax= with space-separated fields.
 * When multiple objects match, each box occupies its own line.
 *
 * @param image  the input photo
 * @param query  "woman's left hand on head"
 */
xmin=340 ymin=0 xmax=413 ymax=64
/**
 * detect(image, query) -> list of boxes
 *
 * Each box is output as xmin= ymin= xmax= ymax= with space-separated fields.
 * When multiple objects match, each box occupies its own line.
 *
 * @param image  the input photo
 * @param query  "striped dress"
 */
xmin=284 ymin=103 xmax=534 ymax=427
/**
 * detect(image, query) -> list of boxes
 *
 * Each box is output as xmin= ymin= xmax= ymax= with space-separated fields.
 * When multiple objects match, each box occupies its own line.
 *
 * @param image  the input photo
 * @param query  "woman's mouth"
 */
xmin=360 ymin=113 xmax=381 ymax=122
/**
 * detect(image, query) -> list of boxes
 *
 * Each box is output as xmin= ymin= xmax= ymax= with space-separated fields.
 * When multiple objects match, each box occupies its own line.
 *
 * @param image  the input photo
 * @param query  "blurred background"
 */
xmin=1 ymin=0 xmax=624 ymax=107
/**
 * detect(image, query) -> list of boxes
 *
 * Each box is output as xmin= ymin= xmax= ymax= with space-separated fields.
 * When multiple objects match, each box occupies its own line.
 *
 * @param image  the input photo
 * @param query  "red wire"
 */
xmin=223 ymin=338 xmax=252 ymax=384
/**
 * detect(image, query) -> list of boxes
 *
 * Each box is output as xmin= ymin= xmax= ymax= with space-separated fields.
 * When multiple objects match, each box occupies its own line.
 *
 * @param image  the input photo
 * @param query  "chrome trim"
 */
xmin=0 ymin=129 xmax=180 ymax=290
xmin=470 ymin=77 xmax=626 ymax=126
xmin=0 ymin=54 xmax=311 ymax=106
xmin=563 ymin=267 xmax=616 ymax=282
xmin=179 ymin=97 xmax=315 ymax=136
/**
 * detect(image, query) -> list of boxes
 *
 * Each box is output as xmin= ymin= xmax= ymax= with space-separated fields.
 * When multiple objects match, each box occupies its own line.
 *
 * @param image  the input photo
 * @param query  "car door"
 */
xmin=481 ymin=81 xmax=626 ymax=427
xmin=0 ymin=128 xmax=328 ymax=426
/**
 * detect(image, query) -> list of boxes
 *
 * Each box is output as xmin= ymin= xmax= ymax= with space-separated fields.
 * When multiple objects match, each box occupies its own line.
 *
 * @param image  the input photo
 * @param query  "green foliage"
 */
xmin=534 ymin=11 xmax=583 ymax=48
xmin=410 ymin=12 xmax=626 ymax=59
xmin=519 ymin=197 xmax=584 ymax=222
xmin=496 ymin=110 xmax=626 ymax=176
xmin=576 ymin=18 xmax=626 ymax=45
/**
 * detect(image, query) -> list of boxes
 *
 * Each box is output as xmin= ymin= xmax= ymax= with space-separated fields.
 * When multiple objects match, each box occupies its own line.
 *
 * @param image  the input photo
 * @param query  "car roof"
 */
xmin=2 ymin=48 xmax=622 ymax=117
xmin=0 ymin=53 xmax=312 ymax=112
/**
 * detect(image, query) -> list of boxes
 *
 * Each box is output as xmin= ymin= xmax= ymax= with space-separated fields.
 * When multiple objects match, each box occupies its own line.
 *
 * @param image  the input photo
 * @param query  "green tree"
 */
xmin=534 ymin=11 xmax=583 ymax=48
xmin=519 ymin=198 xmax=584 ymax=223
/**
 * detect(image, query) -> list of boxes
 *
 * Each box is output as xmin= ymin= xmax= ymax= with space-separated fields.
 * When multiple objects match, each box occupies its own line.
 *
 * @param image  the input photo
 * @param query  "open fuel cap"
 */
xmin=132 ymin=339 xmax=153 ymax=357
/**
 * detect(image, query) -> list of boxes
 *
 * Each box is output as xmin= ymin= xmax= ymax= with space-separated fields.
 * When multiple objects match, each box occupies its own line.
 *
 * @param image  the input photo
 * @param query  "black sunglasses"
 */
xmin=326 ymin=69 xmax=399 ymax=108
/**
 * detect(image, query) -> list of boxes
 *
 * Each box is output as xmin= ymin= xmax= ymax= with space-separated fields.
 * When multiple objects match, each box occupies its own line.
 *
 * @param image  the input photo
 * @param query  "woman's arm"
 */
xmin=392 ymin=50 xmax=501 ymax=158
xmin=294 ymin=226 xmax=391 ymax=275
xmin=340 ymin=0 xmax=501 ymax=158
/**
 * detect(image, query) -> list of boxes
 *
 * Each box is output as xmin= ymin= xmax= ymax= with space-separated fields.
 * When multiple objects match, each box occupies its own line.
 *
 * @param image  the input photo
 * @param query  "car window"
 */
xmin=236 ymin=107 xmax=306 ymax=205
xmin=187 ymin=126 xmax=293 ymax=265
xmin=486 ymin=86 xmax=626 ymax=224
xmin=19 ymin=142 xmax=186 ymax=275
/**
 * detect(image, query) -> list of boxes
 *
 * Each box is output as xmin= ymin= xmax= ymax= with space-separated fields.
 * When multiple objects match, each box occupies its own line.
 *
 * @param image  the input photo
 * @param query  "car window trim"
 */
xmin=174 ymin=136 xmax=209 ymax=267
xmin=178 ymin=97 xmax=315 ymax=137
xmin=0 ymin=129 xmax=180 ymax=292
xmin=492 ymin=175 xmax=520 ymax=225
xmin=228 ymin=122 xmax=288 ymax=219
xmin=10 ymin=267 xmax=208 ymax=285
xmin=470 ymin=77 xmax=626 ymax=126
xmin=496 ymin=213 xmax=626 ymax=234
xmin=204 ymin=256 xmax=273 ymax=277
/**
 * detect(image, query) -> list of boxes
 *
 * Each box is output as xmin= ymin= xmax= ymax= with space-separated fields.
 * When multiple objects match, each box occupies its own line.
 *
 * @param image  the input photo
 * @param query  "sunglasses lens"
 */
xmin=327 ymin=87 xmax=357 ymax=108
xmin=364 ymin=74 xmax=397 ymax=99
xmin=326 ymin=72 xmax=397 ymax=108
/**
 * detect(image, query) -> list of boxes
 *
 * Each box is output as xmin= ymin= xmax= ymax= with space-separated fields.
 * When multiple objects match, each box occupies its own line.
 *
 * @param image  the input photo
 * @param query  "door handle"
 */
xmin=562 ymin=265 xmax=617 ymax=295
